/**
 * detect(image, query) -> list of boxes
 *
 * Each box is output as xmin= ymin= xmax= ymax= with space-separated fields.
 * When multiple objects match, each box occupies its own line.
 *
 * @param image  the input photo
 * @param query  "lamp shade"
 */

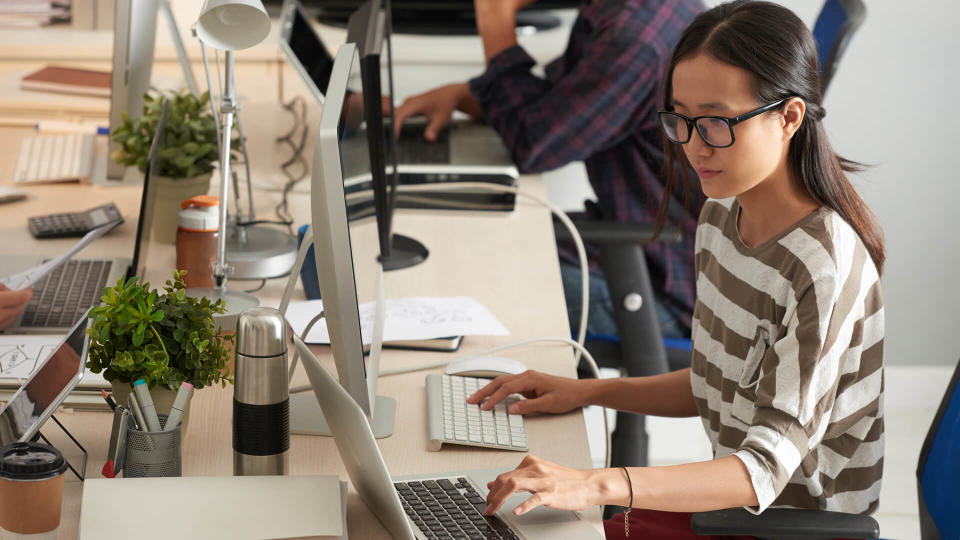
xmin=196 ymin=0 xmax=270 ymax=51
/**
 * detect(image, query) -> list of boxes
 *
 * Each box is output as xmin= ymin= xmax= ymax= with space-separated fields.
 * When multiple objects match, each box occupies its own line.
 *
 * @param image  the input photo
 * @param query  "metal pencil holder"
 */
xmin=122 ymin=414 xmax=182 ymax=478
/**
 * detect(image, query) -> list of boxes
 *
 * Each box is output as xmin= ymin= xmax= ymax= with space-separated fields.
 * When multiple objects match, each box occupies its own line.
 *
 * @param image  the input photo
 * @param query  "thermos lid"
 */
xmin=179 ymin=195 xmax=220 ymax=232
xmin=0 ymin=442 xmax=67 ymax=480
xmin=236 ymin=307 xmax=287 ymax=357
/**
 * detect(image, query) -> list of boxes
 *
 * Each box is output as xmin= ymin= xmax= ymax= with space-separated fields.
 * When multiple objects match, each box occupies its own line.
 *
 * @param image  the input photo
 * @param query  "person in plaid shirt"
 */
xmin=394 ymin=0 xmax=706 ymax=342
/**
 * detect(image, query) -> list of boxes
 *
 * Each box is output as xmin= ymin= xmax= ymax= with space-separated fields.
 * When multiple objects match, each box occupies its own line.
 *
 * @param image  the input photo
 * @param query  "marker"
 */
xmin=100 ymin=389 xmax=117 ymax=411
xmin=164 ymin=382 xmax=193 ymax=430
xmin=127 ymin=393 xmax=146 ymax=431
xmin=132 ymin=379 xmax=162 ymax=432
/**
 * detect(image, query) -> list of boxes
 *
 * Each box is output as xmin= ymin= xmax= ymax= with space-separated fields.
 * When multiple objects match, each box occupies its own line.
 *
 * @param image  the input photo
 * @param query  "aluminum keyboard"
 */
xmin=426 ymin=374 xmax=528 ymax=452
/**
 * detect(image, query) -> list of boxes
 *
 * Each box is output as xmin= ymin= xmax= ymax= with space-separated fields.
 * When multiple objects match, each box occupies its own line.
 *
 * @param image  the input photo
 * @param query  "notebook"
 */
xmin=79 ymin=476 xmax=348 ymax=540
xmin=20 ymin=66 xmax=111 ymax=98
xmin=13 ymin=133 xmax=95 ymax=184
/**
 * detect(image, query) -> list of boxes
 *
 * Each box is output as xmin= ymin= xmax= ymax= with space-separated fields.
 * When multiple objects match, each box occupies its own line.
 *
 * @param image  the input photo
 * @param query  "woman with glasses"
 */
xmin=468 ymin=1 xmax=885 ymax=537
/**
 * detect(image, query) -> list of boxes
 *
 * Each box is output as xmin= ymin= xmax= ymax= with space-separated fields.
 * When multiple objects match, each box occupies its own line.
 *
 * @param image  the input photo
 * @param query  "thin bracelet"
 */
xmin=622 ymin=466 xmax=634 ymax=537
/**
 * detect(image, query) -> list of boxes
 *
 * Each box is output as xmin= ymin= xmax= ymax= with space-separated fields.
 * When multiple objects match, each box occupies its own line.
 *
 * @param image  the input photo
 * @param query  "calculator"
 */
xmin=28 ymin=202 xmax=123 ymax=239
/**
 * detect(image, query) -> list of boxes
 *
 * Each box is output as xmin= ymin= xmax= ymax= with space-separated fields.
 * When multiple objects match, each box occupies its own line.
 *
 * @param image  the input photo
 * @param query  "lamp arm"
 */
xmin=213 ymin=50 xmax=236 ymax=290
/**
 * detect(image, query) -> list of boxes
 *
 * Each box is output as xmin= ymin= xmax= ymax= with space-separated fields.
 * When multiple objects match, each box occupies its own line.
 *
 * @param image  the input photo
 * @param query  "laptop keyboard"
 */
xmin=427 ymin=374 xmax=528 ymax=452
xmin=395 ymin=477 xmax=520 ymax=540
xmin=392 ymin=124 xmax=451 ymax=165
xmin=20 ymin=259 xmax=111 ymax=328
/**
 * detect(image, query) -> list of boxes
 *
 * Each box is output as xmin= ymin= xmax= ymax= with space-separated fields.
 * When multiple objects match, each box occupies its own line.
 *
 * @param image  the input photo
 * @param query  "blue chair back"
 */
xmin=812 ymin=0 xmax=866 ymax=94
xmin=916 ymin=358 xmax=960 ymax=540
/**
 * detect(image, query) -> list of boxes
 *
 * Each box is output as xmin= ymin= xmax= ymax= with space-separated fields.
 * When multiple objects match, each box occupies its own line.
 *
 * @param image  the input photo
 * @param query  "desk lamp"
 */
xmin=188 ymin=0 xmax=271 ymax=327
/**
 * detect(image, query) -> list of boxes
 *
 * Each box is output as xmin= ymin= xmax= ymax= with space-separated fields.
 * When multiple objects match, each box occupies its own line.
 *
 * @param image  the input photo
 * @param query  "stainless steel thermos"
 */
xmin=233 ymin=307 xmax=289 ymax=475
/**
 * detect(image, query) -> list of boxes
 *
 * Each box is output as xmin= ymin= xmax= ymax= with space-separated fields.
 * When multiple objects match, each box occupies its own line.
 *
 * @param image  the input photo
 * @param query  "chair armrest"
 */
xmin=691 ymin=508 xmax=879 ymax=540
xmin=553 ymin=216 xmax=682 ymax=245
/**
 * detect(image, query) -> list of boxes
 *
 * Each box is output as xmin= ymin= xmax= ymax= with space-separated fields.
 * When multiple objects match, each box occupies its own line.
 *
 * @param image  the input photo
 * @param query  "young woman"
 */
xmin=467 ymin=1 xmax=885 ymax=538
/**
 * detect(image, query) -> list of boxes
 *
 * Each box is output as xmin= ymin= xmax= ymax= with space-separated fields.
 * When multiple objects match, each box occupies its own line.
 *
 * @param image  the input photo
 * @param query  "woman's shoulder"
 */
xmin=786 ymin=207 xmax=881 ymax=292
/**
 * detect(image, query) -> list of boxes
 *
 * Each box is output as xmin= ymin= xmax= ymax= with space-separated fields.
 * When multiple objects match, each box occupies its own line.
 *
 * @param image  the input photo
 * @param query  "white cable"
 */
xmin=287 ymin=310 xmax=325 ymax=386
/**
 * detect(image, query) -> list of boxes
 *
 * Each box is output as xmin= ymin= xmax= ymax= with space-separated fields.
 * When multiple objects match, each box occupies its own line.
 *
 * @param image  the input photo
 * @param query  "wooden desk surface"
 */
xmin=0 ymin=112 xmax=599 ymax=538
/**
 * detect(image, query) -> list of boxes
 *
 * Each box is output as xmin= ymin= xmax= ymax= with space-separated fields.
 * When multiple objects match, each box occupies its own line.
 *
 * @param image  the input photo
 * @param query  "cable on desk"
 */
xmin=274 ymin=96 xmax=310 ymax=232
xmin=243 ymin=279 xmax=267 ymax=293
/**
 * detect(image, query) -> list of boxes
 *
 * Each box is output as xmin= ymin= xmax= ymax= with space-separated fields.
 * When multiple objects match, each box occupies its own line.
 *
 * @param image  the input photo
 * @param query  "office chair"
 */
xmin=555 ymin=206 xmax=690 ymax=472
xmin=812 ymin=0 xmax=866 ymax=95
xmin=690 ymin=356 xmax=960 ymax=539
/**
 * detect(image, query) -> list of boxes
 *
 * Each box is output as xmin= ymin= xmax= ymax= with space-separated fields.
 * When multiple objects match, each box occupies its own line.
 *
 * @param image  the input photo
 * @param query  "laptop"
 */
xmin=0 ymin=310 xmax=90 ymax=445
xmin=293 ymin=336 xmax=604 ymax=540
xmin=0 ymin=103 xmax=166 ymax=334
xmin=279 ymin=0 xmax=519 ymax=183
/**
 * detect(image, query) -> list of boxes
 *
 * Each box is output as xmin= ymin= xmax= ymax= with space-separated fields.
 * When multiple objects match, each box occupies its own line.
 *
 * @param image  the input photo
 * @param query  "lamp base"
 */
xmin=185 ymin=287 xmax=260 ymax=330
xmin=225 ymin=224 xmax=299 ymax=280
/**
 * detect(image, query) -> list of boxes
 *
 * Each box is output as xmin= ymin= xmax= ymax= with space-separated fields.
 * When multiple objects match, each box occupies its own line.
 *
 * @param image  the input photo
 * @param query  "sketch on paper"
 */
xmin=0 ymin=341 xmax=58 ymax=378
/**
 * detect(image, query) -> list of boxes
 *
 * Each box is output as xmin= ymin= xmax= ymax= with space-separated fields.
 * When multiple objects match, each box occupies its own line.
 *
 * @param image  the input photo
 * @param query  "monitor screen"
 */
xmin=0 ymin=313 xmax=89 ymax=445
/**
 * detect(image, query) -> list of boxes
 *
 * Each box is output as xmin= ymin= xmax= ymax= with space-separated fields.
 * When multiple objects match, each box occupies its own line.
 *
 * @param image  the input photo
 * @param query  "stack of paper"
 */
xmin=0 ymin=1 xmax=71 ymax=27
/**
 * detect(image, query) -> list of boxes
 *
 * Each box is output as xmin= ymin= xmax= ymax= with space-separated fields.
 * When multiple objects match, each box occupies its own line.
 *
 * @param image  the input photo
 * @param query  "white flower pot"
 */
xmin=152 ymin=174 xmax=212 ymax=244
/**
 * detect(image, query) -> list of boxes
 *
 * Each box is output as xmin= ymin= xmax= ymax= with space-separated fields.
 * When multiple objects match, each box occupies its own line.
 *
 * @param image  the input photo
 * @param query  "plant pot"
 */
xmin=152 ymin=174 xmax=212 ymax=244
xmin=110 ymin=380 xmax=192 ymax=437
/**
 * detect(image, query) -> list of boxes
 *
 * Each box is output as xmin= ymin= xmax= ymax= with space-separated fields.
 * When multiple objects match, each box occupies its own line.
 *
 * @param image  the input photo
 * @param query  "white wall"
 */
xmin=699 ymin=0 xmax=960 ymax=366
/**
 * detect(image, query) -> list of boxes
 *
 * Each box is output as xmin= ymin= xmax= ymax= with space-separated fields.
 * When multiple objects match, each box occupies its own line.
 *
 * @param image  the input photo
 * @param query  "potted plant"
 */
xmin=85 ymin=270 xmax=234 ymax=435
xmin=111 ymin=91 xmax=219 ymax=244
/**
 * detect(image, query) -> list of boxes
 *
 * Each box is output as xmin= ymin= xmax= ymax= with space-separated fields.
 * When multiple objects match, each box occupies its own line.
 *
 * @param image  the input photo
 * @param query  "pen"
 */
xmin=133 ymin=379 xmax=162 ymax=432
xmin=34 ymin=120 xmax=109 ymax=135
xmin=100 ymin=389 xmax=117 ymax=411
xmin=165 ymin=382 xmax=193 ymax=430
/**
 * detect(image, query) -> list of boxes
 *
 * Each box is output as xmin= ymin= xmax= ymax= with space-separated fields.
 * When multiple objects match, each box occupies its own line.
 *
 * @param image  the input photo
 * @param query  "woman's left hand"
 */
xmin=484 ymin=455 xmax=628 ymax=516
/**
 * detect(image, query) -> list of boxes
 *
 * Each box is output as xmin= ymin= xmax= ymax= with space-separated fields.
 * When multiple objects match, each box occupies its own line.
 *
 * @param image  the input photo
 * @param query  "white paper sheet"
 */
xmin=287 ymin=296 xmax=510 ymax=345
xmin=0 ymin=335 xmax=108 ymax=387
xmin=0 ymin=220 xmax=118 ymax=290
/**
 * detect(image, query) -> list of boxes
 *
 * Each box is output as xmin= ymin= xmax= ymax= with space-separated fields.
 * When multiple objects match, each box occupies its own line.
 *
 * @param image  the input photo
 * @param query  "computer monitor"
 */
xmin=346 ymin=0 xmax=428 ymax=271
xmin=279 ymin=0 xmax=335 ymax=104
xmin=288 ymin=42 xmax=396 ymax=438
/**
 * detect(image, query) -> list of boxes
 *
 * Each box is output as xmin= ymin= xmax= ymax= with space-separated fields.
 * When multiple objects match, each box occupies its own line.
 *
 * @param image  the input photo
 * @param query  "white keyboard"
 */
xmin=426 ymin=374 xmax=528 ymax=452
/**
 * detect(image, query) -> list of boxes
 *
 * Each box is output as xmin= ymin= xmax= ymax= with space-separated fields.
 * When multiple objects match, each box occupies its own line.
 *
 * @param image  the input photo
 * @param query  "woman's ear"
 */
xmin=781 ymin=97 xmax=805 ymax=140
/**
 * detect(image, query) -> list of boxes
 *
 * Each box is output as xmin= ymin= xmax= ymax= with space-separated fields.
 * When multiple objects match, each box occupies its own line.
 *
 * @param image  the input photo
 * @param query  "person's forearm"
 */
xmin=582 ymin=368 xmax=698 ymax=417
xmin=452 ymin=83 xmax=483 ymax=121
xmin=595 ymin=456 xmax=758 ymax=512
xmin=475 ymin=2 xmax=518 ymax=63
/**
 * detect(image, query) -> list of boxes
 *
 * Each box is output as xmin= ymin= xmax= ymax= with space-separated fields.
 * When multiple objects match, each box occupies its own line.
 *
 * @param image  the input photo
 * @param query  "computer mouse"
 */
xmin=444 ymin=356 xmax=528 ymax=378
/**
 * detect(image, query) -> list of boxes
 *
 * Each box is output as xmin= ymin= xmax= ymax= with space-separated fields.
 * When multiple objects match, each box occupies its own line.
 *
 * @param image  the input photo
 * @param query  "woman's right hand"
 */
xmin=466 ymin=370 xmax=590 ymax=415
xmin=392 ymin=83 xmax=471 ymax=141
xmin=0 ymin=284 xmax=33 ymax=330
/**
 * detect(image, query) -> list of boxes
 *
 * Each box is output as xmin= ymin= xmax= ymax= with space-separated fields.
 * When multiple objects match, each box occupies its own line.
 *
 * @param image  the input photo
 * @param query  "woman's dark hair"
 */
xmin=658 ymin=0 xmax=884 ymax=274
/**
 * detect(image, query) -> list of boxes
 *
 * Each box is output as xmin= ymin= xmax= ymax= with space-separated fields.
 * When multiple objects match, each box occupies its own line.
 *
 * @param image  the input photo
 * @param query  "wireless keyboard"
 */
xmin=426 ymin=374 xmax=528 ymax=452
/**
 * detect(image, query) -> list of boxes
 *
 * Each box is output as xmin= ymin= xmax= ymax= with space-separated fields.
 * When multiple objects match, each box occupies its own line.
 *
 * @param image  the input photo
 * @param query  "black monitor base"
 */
xmin=315 ymin=11 xmax=562 ymax=35
xmin=379 ymin=233 xmax=428 ymax=271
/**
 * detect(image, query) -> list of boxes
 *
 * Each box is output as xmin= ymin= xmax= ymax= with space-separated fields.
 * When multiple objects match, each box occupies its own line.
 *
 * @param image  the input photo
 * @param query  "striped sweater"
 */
xmin=690 ymin=198 xmax=884 ymax=514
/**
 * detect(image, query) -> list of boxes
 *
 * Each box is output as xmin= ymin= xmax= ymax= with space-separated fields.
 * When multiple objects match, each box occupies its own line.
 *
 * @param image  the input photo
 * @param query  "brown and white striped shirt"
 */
xmin=690 ymin=198 xmax=884 ymax=514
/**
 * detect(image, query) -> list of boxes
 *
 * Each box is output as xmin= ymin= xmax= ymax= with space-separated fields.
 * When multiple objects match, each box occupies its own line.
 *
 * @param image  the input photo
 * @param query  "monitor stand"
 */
xmin=379 ymin=233 xmax=428 ymax=271
xmin=289 ymin=392 xmax=397 ymax=438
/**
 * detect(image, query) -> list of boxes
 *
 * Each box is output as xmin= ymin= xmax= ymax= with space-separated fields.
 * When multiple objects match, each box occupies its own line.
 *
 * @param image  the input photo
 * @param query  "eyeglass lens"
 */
xmin=661 ymin=114 xmax=733 ymax=147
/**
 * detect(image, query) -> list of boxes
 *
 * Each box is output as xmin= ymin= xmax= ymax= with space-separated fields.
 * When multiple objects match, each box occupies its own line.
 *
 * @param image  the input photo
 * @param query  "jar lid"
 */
xmin=0 ymin=442 xmax=67 ymax=480
xmin=179 ymin=195 xmax=220 ymax=232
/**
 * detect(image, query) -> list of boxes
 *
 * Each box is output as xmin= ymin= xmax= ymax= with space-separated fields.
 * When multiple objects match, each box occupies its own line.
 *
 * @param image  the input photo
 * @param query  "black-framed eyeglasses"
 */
xmin=658 ymin=100 xmax=787 ymax=149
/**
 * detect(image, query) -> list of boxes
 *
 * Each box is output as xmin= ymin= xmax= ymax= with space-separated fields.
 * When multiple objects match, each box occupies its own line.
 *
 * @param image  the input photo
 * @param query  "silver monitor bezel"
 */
xmin=311 ymin=43 xmax=375 ymax=416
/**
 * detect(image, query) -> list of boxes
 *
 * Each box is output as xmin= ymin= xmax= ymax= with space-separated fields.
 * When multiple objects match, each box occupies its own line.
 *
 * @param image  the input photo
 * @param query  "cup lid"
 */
xmin=0 ymin=442 xmax=67 ymax=480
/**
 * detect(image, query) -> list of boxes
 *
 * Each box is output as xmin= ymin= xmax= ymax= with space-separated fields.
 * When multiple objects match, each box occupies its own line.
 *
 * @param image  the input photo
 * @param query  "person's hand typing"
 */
xmin=466 ymin=370 xmax=589 ymax=415
xmin=483 ymin=455 xmax=628 ymax=516
xmin=392 ymin=83 xmax=474 ymax=141
xmin=0 ymin=284 xmax=33 ymax=330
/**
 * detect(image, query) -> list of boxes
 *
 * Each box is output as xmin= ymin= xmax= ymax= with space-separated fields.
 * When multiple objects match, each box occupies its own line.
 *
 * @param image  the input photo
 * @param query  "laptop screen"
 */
xmin=128 ymin=101 xmax=167 ymax=279
xmin=281 ymin=0 xmax=335 ymax=101
xmin=0 ymin=312 xmax=89 ymax=445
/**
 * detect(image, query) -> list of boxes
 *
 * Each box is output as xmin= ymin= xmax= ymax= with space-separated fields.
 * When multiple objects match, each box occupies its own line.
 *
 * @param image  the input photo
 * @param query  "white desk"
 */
xmin=0 ymin=95 xmax=600 ymax=537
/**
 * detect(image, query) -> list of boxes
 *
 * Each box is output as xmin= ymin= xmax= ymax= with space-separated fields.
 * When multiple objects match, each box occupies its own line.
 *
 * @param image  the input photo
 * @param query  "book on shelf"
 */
xmin=20 ymin=65 xmax=111 ymax=98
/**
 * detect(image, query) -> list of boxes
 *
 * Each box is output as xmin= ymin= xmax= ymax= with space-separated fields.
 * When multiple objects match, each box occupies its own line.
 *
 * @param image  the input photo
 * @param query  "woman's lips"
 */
xmin=696 ymin=168 xmax=721 ymax=179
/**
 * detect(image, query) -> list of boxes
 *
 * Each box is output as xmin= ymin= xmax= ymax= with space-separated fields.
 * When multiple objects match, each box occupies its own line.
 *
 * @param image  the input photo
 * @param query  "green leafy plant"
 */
xmin=110 ymin=91 xmax=219 ymax=179
xmin=85 ymin=270 xmax=235 ymax=391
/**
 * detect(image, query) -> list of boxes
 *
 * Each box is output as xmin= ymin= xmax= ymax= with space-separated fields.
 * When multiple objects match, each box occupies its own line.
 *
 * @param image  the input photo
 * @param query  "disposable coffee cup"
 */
xmin=0 ymin=442 xmax=68 ymax=540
